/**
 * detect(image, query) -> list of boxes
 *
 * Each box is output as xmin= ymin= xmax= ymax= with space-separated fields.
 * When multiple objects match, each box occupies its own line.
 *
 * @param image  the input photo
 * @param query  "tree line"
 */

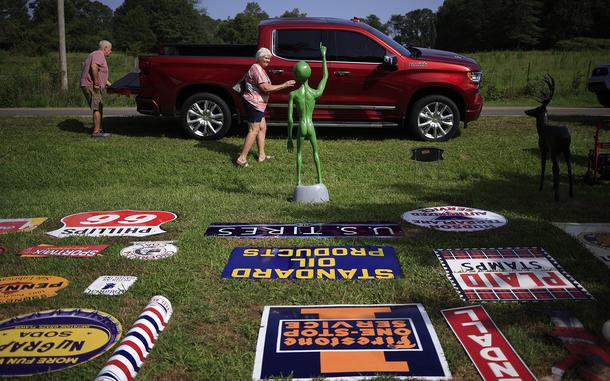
xmin=1 ymin=0 xmax=608 ymax=54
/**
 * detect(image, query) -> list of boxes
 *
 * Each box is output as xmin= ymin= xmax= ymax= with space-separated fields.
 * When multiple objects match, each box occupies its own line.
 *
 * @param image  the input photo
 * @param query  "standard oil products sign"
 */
xmin=0 ymin=276 xmax=69 ymax=304
xmin=47 ymin=210 xmax=177 ymax=238
xmin=0 ymin=309 xmax=122 ymax=377
xmin=402 ymin=206 xmax=507 ymax=232
xmin=223 ymin=246 xmax=402 ymax=280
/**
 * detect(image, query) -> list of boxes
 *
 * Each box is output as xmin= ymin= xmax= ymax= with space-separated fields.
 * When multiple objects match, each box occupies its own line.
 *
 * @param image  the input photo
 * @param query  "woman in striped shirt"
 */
xmin=236 ymin=48 xmax=295 ymax=167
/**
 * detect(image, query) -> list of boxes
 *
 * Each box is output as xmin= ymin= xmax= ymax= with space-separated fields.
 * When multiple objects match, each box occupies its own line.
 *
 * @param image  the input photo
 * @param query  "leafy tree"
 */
xmin=28 ymin=0 xmax=113 ymax=53
xmin=540 ymin=0 xmax=594 ymax=48
xmin=363 ymin=14 xmax=388 ymax=34
xmin=216 ymin=2 xmax=269 ymax=44
xmin=113 ymin=0 xmax=218 ymax=53
xmin=386 ymin=9 xmax=436 ymax=47
xmin=0 ymin=0 xmax=32 ymax=51
xmin=591 ymin=0 xmax=610 ymax=39
xmin=280 ymin=8 xmax=306 ymax=18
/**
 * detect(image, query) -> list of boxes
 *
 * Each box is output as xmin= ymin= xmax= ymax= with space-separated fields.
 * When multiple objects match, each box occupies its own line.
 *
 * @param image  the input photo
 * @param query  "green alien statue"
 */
xmin=287 ymin=43 xmax=328 ymax=186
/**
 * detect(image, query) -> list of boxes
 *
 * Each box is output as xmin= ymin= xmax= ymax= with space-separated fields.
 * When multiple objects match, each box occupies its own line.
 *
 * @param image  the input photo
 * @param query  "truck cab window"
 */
xmin=331 ymin=30 xmax=386 ymax=63
xmin=274 ymin=29 xmax=326 ymax=60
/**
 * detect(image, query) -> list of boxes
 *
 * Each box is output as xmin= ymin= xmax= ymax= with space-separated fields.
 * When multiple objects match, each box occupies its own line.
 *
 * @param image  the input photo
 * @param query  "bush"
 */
xmin=554 ymin=38 xmax=610 ymax=51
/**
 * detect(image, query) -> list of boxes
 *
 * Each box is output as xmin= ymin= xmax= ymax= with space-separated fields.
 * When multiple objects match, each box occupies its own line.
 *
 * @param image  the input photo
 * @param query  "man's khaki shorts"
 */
xmin=81 ymin=86 xmax=103 ymax=112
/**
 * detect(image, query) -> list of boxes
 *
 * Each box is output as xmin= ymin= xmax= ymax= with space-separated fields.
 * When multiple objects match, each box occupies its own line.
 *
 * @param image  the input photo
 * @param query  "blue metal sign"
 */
xmin=253 ymin=304 xmax=451 ymax=380
xmin=205 ymin=222 xmax=402 ymax=238
xmin=222 ymin=246 xmax=403 ymax=280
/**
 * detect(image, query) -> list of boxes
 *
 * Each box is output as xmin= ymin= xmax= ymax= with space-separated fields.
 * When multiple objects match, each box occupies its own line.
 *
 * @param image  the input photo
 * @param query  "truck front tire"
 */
xmin=408 ymin=95 xmax=460 ymax=141
xmin=181 ymin=93 xmax=231 ymax=140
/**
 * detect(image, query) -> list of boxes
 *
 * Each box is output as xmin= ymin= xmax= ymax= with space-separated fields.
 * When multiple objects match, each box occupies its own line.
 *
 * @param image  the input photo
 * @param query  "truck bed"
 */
xmin=160 ymin=44 xmax=257 ymax=57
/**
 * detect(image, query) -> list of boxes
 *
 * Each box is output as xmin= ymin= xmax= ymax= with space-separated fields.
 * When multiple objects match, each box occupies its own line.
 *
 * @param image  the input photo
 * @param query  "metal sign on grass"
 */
xmin=253 ymin=304 xmax=451 ymax=380
xmin=222 ymin=246 xmax=402 ymax=280
xmin=402 ymin=206 xmax=507 ymax=232
xmin=47 ymin=210 xmax=177 ymax=238
xmin=205 ymin=223 xmax=402 ymax=238
xmin=435 ymin=247 xmax=592 ymax=301
xmin=411 ymin=147 xmax=444 ymax=162
xmin=0 ymin=218 xmax=47 ymax=234
xmin=0 ymin=309 xmax=122 ymax=377
xmin=0 ymin=246 xmax=6 ymax=255
xmin=84 ymin=276 xmax=137 ymax=296
xmin=441 ymin=305 xmax=536 ymax=381
xmin=0 ymin=275 xmax=69 ymax=304
xmin=553 ymin=222 xmax=610 ymax=269
xmin=120 ymin=241 xmax=177 ymax=260
xmin=19 ymin=244 xmax=109 ymax=258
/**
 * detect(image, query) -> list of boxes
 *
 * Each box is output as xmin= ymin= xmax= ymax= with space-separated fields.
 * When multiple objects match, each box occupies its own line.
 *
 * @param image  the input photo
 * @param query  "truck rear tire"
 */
xmin=181 ymin=93 xmax=231 ymax=140
xmin=408 ymin=95 xmax=460 ymax=141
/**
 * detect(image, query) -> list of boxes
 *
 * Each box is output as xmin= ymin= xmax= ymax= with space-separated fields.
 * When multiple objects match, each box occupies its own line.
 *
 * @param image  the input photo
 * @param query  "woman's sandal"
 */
xmin=258 ymin=155 xmax=274 ymax=162
xmin=236 ymin=158 xmax=249 ymax=167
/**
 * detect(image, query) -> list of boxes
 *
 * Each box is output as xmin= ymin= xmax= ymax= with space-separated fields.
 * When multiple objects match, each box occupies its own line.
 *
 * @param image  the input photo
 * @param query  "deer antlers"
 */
xmin=534 ymin=74 xmax=555 ymax=106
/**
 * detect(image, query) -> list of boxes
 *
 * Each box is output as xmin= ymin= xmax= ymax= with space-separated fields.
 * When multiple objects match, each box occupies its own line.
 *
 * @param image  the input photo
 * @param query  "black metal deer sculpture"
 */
xmin=524 ymin=74 xmax=573 ymax=201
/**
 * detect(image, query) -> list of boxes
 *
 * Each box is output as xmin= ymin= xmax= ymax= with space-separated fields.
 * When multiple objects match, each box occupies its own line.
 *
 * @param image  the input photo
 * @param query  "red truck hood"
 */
xmin=415 ymin=48 xmax=480 ymax=70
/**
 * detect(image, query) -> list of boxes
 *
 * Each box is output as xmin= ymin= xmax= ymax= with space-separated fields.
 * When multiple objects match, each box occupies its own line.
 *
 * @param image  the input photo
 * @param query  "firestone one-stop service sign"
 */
xmin=47 ymin=210 xmax=177 ymax=238
xmin=402 ymin=206 xmax=507 ymax=232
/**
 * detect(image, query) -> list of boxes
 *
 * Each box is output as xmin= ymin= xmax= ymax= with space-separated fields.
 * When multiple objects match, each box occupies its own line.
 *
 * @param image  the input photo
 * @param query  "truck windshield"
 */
xmin=360 ymin=23 xmax=412 ymax=58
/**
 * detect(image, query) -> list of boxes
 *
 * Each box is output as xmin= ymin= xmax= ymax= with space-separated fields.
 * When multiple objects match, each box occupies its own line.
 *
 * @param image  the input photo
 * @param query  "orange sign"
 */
xmin=0 ymin=276 xmax=69 ymax=304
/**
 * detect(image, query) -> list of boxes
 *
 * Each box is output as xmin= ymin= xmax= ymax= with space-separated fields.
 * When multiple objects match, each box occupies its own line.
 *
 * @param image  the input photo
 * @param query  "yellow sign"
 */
xmin=0 ymin=326 xmax=111 ymax=357
xmin=0 ymin=309 xmax=122 ymax=376
xmin=0 ymin=276 xmax=69 ymax=304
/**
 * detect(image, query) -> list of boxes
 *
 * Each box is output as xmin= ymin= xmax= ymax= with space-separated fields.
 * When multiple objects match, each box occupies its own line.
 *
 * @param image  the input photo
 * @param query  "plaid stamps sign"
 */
xmin=435 ymin=247 xmax=592 ymax=301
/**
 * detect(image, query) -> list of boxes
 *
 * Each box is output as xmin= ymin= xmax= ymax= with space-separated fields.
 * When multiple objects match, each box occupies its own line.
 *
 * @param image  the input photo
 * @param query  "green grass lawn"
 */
xmin=1 ymin=115 xmax=609 ymax=380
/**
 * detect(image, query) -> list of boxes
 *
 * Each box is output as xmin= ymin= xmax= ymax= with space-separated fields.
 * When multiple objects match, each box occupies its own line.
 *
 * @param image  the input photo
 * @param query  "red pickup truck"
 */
xmin=110 ymin=17 xmax=483 ymax=142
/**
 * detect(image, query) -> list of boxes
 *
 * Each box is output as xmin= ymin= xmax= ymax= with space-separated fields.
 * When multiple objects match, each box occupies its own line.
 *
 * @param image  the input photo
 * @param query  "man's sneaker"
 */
xmin=91 ymin=132 xmax=111 ymax=138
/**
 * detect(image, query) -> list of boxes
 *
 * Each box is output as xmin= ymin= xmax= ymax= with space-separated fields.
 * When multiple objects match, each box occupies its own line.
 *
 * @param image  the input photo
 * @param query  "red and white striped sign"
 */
xmin=95 ymin=295 xmax=172 ymax=381
xmin=442 ymin=305 xmax=537 ymax=381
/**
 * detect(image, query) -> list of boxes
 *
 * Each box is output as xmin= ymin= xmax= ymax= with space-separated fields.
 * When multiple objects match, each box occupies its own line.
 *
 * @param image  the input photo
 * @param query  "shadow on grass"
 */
xmin=57 ymin=116 xmax=189 ymax=139
xmin=286 ymin=169 xmax=608 ymax=224
xmin=550 ymin=115 xmax=610 ymax=127
xmin=521 ymin=147 xmax=589 ymax=167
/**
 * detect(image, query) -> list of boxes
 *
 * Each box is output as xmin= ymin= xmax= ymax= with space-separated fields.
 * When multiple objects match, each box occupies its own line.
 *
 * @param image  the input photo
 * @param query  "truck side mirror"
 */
xmin=383 ymin=54 xmax=397 ymax=66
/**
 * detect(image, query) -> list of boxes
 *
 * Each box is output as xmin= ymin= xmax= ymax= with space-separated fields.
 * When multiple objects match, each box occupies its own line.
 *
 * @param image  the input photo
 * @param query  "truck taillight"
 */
xmin=140 ymin=60 xmax=151 ymax=75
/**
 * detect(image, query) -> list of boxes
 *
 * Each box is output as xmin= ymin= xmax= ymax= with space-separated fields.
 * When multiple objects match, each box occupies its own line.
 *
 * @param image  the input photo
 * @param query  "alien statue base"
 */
xmin=293 ymin=183 xmax=329 ymax=203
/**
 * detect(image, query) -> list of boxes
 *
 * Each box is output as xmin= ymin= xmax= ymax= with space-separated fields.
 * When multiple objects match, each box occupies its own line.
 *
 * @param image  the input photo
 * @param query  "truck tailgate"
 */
xmin=107 ymin=72 xmax=139 ymax=95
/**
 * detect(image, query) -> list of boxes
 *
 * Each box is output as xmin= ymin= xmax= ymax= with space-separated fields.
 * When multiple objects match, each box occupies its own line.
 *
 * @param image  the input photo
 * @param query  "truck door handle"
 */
xmin=334 ymin=70 xmax=351 ymax=77
xmin=268 ymin=69 xmax=284 ymax=74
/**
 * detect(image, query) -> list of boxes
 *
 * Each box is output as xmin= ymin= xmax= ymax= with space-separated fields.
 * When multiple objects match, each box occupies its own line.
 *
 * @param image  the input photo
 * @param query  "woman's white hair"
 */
xmin=99 ymin=40 xmax=112 ymax=49
xmin=256 ymin=47 xmax=272 ymax=61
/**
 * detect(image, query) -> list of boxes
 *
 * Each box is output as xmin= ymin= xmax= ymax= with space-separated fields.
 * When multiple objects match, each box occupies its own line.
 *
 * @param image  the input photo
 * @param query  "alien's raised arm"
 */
xmin=315 ymin=43 xmax=328 ymax=98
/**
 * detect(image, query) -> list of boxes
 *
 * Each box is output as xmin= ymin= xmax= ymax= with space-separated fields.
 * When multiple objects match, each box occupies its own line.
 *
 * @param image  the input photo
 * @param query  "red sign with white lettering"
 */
xmin=19 ymin=244 xmax=109 ymax=258
xmin=47 ymin=210 xmax=177 ymax=238
xmin=442 ymin=306 xmax=537 ymax=381
xmin=435 ymin=247 xmax=592 ymax=301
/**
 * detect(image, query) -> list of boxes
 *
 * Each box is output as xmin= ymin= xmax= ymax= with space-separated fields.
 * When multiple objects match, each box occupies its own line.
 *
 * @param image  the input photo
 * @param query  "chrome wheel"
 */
xmin=417 ymin=101 xmax=454 ymax=140
xmin=186 ymin=100 xmax=225 ymax=138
